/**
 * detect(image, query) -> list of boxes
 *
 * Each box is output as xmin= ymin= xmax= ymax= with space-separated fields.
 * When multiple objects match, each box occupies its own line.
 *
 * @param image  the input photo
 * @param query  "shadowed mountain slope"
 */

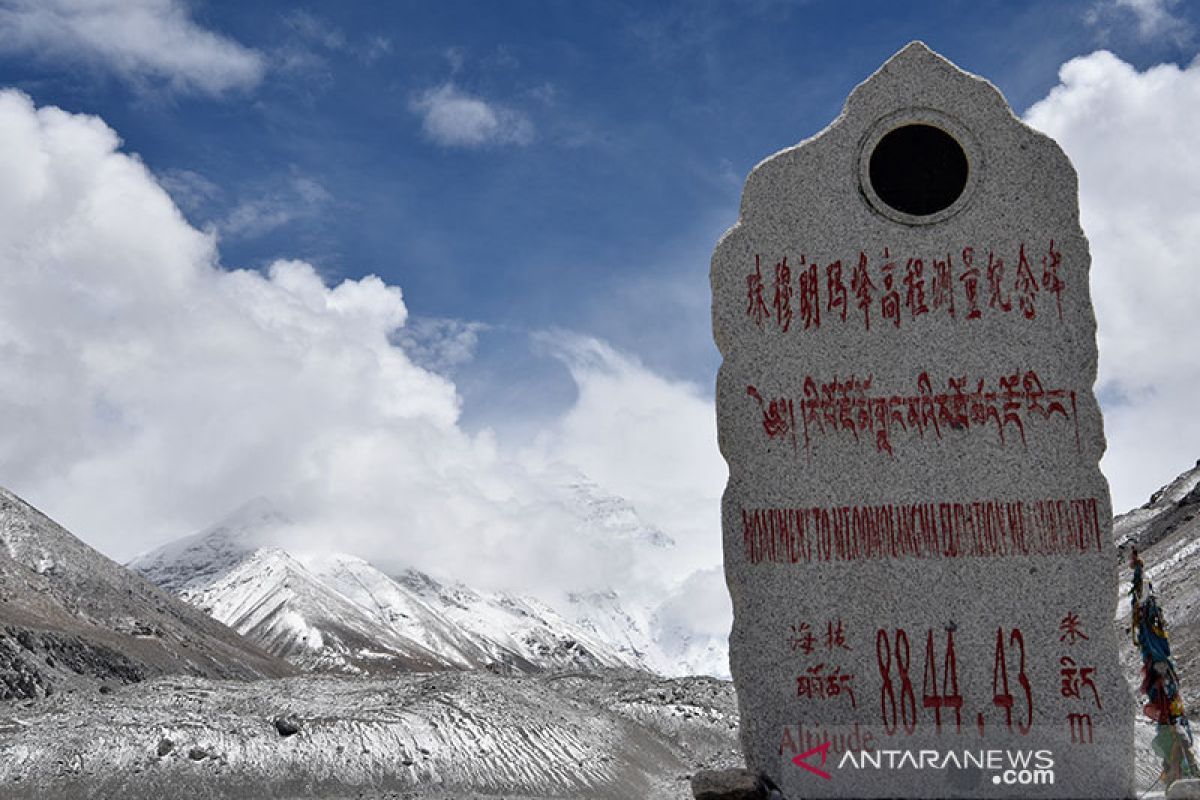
xmin=0 ymin=488 xmax=293 ymax=700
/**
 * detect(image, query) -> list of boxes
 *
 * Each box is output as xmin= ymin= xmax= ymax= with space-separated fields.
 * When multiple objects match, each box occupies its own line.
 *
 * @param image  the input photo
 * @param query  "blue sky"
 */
xmin=6 ymin=0 xmax=1196 ymax=435
xmin=1 ymin=1 xmax=1199 ymax=670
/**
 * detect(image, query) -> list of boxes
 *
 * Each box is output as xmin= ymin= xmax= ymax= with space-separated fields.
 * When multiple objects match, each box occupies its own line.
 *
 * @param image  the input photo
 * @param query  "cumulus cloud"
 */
xmin=528 ymin=334 xmax=726 ymax=578
xmin=0 ymin=0 xmax=264 ymax=95
xmin=524 ymin=334 xmax=732 ymax=673
xmin=1024 ymin=50 xmax=1200 ymax=512
xmin=411 ymin=83 xmax=534 ymax=149
xmin=650 ymin=566 xmax=732 ymax=677
xmin=0 ymin=90 xmax=716 ymax=665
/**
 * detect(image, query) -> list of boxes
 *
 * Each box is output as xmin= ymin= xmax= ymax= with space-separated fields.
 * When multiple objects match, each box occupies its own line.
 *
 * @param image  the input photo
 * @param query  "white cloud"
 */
xmin=650 ymin=566 xmax=732 ymax=677
xmin=411 ymin=83 xmax=534 ymax=149
xmin=220 ymin=175 xmax=330 ymax=239
xmin=272 ymin=8 xmax=347 ymax=85
xmin=282 ymin=9 xmax=344 ymax=52
xmin=395 ymin=317 xmax=489 ymax=375
xmin=156 ymin=167 xmax=221 ymax=213
xmin=361 ymin=35 xmax=391 ymax=64
xmin=445 ymin=46 xmax=466 ymax=74
xmin=527 ymin=334 xmax=727 ymax=580
xmin=0 ymin=0 xmax=264 ymax=95
xmin=1025 ymin=50 xmax=1200 ymax=512
xmin=524 ymin=334 xmax=732 ymax=674
xmin=1086 ymin=0 xmax=1193 ymax=46
xmin=0 ymin=90 xmax=709 ymax=659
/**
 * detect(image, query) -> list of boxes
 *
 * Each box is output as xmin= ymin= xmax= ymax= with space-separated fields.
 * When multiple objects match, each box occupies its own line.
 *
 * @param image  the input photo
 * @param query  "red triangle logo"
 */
xmin=791 ymin=740 xmax=833 ymax=780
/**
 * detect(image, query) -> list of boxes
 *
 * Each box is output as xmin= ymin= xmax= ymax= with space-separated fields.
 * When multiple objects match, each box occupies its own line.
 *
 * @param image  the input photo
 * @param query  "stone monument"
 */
xmin=711 ymin=42 xmax=1133 ymax=798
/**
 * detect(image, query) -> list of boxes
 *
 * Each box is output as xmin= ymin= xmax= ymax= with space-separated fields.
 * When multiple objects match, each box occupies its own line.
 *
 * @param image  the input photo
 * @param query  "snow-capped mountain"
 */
xmin=130 ymin=498 xmax=657 ymax=675
xmin=551 ymin=470 xmax=675 ymax=549
xmin=123 ymin=500 xmax=448 ymax=673
xmin=305 ymin=554 xmax=499 ymax=670
xmin=316 ymin=553 xmax=644 ymax=673
xmin=124 ymin=495 xmax=287 ymax=594
xmin=174 ymin=546 xmax=454 ymax=673
xmin=565 ymin=588 xmax=662 ymax=667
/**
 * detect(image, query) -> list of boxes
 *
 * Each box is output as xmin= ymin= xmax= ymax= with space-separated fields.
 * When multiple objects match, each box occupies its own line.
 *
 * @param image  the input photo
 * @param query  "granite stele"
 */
xmin=712 ymin=42 xmax=1134 ymax=799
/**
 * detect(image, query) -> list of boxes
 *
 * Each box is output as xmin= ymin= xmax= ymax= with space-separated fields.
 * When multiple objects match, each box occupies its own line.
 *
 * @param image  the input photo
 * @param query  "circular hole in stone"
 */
xmin=868 ymin=123 xmax=969 ymax=217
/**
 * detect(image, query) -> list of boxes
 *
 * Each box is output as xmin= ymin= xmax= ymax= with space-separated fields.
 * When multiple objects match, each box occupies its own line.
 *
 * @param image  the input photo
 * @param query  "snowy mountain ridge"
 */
xmin=130 ymin=494 xmax=678 ymax=676
xmin=131 ymin=496 xmax=290 ymax=595
xmin=1114 ymin=459 xmax=1200 ymax=550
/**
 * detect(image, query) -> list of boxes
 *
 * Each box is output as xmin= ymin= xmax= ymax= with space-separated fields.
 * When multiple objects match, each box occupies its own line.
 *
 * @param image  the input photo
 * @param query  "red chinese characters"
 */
xmin=826 ymin=260 xmax=848 ymax=323
xmin=850 ymin=251 xmax=876 ymax=330
xmin=743 ymin=240 xmax=1066 ymax=332
xmin=798 ymin=257 xmax=820 ymax=330
xmin=1014 ymin=243 xmax=1039 ymax=320
xmin=772 ymin=256 xmax=793 ymax=332
xmin=747 ymin=255 xmax=770 ymax=327
xmin=1058 ymin=612 xmax=1089 ymax=645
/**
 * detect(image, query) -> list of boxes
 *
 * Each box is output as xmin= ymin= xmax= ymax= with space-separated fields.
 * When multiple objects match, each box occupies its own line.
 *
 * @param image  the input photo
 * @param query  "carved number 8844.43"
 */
xmin=875 ymin=627 xmax=1033 ymax=736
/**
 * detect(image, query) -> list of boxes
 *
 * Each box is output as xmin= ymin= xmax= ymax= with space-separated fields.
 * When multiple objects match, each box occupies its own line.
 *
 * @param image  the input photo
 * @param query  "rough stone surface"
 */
xmin=712 ymin=42 xmax=1133 ymax=797
xmin=1167 ymin=779 xmax=1200 ymax=799
xmin=691 ymin=767 xmax=764 ymax=799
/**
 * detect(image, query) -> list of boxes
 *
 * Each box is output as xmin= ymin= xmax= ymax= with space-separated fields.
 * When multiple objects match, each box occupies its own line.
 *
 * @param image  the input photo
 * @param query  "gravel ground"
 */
xmin=0 ymin=669 xmax=741 ymax=800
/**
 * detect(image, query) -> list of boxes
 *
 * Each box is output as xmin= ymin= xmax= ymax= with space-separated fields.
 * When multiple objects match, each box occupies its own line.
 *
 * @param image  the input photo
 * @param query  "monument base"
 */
xmin=691 ymin=767 xmax=784 ymax=800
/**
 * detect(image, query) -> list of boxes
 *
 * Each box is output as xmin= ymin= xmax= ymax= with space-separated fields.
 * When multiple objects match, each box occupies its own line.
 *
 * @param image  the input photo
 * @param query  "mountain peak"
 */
xmin=209 ymin=496 xmax=291 ymax=535
xmin=127 ymin=497 xmax=292 ymax=593
xmin=548 ymin=470 xmax=675 ymax=549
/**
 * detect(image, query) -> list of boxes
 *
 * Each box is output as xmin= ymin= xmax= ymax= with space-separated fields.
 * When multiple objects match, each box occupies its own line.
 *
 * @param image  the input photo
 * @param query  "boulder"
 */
xmin=691 ymin=768 xmax=767 ymax=800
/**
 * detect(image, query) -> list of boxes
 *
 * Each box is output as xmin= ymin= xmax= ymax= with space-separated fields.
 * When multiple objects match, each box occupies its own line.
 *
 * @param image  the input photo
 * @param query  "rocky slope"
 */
xmin=0 ymin=488 xmax=293 ymax=702
xmin=1112 ymin=461 xmax=1200 ymax=794
xmin=1115 ymin=459 xmax=1200 ymax=711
